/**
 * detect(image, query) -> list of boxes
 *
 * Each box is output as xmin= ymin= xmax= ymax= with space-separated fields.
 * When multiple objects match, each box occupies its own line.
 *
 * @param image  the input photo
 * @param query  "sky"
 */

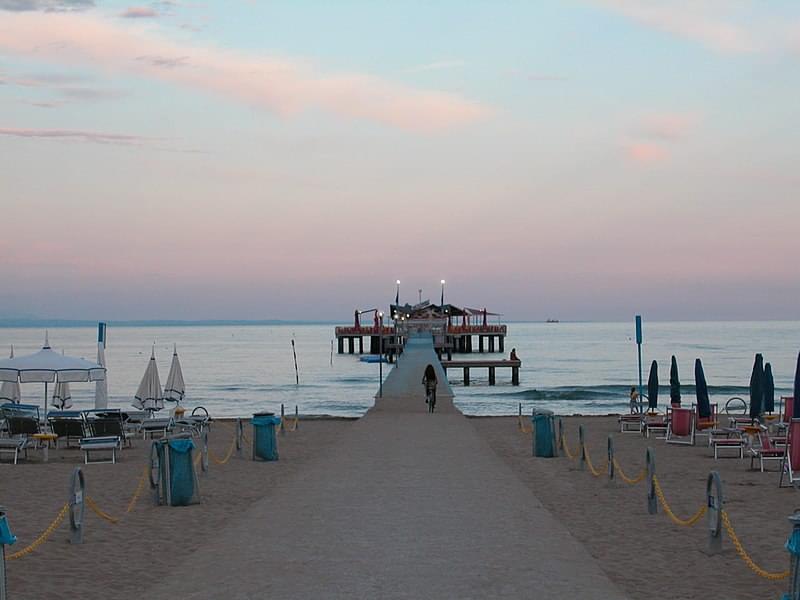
xmin=0 ymin=0 xmax=799 ymax=322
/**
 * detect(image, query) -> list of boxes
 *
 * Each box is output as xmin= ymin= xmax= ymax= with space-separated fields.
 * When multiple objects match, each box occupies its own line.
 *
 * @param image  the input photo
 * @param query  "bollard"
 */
xmin=236 ymin=418 xmax=243 ymax=458
xmin=201 ymin=429 xmax=209 ymax=474
xmin=786 ymin=510 xmax=800 ymax=600
xmin=578 ymin=425 xmax=586 ymax=471
xmin=295 ymin=405 xmax=299 ymax=430
xmin=706 ymin=470 xmax=723 ymax=554
xmin=646 ymin=447 xmax=657 ymax=515
xmin=280 ymin=404 xmax=286 ymax=436
xmin=557 ymin=418 xmax=564 ymax=451
xmin=518 ymin=402 xmax=522 ymax=418
xmin=607 ymin=435 xmax=616 ymax=486
xmin=0 ymin=506 xmax=16 ymax=600
xmin=68 ymin=467 xmax=85 ymax=545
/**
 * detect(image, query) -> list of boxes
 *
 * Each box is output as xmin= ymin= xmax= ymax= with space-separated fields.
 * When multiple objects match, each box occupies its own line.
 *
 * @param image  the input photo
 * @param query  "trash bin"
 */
xmin=152 ymin=437 xmax=201 ymax=506
xmin=252 ymin=412 xmax=281 ymax=461
xmin=531 ymin=409 xmax=556 ymax=458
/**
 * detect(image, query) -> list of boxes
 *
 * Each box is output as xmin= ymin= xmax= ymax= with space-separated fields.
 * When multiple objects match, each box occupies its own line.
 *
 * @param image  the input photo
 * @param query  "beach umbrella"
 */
xmin=0 ymin=346 xmax=21 ymax=404
xmin=669 ymin=355 xmax=681 ymax=406
xmin=793 ymin=352 xmax=800 ymax=418
xmin=764 ymin=362 xmax=775 ymax=414
xmin=695 ymin=358 xmax=711 ymax=419
xmin=163 ymin=344 xmax=185 ymax=404
xmin=0 ymin=333 xmax=105 ymax=420
xmin=51 ymin=381 xmax=72 ymax=410
xmin=133 ymin=347 xmax=163 ymax=413
xmin=647 ymin=360 xmax=658 ymax=411
xmin=95 ymin=323 xmax=108 ymax=409
xmin=749 ymin=353 xmax=764 ymax=420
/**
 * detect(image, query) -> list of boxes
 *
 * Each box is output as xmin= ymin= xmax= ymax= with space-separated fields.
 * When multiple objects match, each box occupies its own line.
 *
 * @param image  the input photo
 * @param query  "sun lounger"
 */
xmin=85 ymin=409 xmax=132 ymax=448
xmin=618 ymin=413 xmax=642 ymax=434
xmin=694 ymin=402 xmax=718 ymax=446
xmin=0 ymin=437 xmax=30 ymax=464
xmin=750 ymin=427 xmax=785 ymax=472
xmin=780 ymin=419 xmax=800 ymax=487
xmin=47 ymin=411 xmax=87 ymax=448
xmin=643 ymin=410 xmax=668 ymax=439
xmin=666 ymin=406 xmax=695 ymax=445
xmin=140 ymin=417 xmax=174 ymax=439
xmin=709 ymin=428 xmax=744 ymax=459
xmin=80 ymin=435 xmax=121 ymax=464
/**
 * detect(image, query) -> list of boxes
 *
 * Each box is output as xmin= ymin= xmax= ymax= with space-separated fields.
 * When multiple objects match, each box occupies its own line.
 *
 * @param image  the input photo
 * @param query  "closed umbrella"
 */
xmin=0 ymin=346 xmax=21 ymax=404
xmin=95 ymin=323 xmax=108 ymax=409
xmin=695 ymin=358 xmax=711 ymax=419
xmin=764 ymin=362 xmax=775 ymax=414
xmin=0 ymin=333 xmax=105 ymax=420
xmin=163 ymin=344 xmax=185 ymax=404
xmin=133 ymin=347 xmax=163 ymax=413
xmin=669 ymin=355 xmax=681 ymax=406
xmin=51 ymin=381 xmax=72 ymax=410
xmin=793 ymin=352 xmax=800 ymax=419
xmin=749 ymin=353 xmax=764 ymax=420
xmin=647 ymin=360 xmax=658 ymax=411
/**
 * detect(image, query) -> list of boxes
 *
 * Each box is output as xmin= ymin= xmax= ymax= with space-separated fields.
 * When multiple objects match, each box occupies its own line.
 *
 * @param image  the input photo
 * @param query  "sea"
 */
xmin=1 ymin=321 xmax=798 ymax=418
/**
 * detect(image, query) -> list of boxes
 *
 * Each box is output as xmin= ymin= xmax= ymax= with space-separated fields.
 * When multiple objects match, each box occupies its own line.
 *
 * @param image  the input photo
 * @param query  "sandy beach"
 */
xmin=2 ymin=412 xmax=796 ymax=599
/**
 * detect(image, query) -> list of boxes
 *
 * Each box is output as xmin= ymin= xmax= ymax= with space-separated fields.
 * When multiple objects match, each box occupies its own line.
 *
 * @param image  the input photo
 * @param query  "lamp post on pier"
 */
xmin=440 ymin=279 xmax=446 ymax=306
xmin=378 ymin=312 xmax=384 ymax=398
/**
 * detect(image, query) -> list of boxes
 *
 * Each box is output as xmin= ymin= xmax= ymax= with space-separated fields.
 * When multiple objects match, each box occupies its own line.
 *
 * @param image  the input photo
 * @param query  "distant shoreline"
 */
xmin=0 ymin=319 xmax=341 ymax=328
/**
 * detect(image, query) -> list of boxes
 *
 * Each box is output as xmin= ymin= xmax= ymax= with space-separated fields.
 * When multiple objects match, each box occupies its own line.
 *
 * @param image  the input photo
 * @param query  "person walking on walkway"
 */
xmin=422 ymin=364 xmax=437 ymax=413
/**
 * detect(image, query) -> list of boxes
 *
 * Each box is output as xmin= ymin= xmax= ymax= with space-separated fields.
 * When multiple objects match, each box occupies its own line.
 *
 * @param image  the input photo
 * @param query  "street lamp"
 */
xmin=378 ymin=311 xmax=384 ymax=398
xmin=395 ymin=280 xmax=400 ymax=306
xmin=440 ymin=279 xmax=446 ymax=306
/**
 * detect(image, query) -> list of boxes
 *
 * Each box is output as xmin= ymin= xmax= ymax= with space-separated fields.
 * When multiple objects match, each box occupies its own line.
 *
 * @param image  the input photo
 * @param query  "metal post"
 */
xmin=607 ymin=435 xmax=616 ymax=486
xmin=706 ymin=470 xmax=723 ymax=554
xmin=236 ymin=418 xmax=243 ymax=458
xmin=149 ymin=441 xmax=160 ymax=505
xmin=558 ymin=418 xmax=564 ymax=451
xmin=379 ymin=312 xmax=384 ymax=398
xmin=646 ymin=447 xmax=657 ymax=515
xmin=68 ymin=467 xmax=85 ymax=544
xmin=786 ymin=510 xmax=800 ymax=600
xmin=295 ymin=405 xmax=299 ymax=429
xmin=201 ymin=429 xmax=209 ymax=474
xmin=0 ymin=506 xmax=15 ymax=600
xmin=578 ymin=425 xmax=586 ymax=471
xmin=280 ymin=404 xmax=286 ymax=436
xmin=635 ymin=315 xmax=643 ymax=415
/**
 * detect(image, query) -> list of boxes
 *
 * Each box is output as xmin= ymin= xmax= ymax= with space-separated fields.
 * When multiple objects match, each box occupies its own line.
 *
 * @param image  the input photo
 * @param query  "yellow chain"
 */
xmin=721 ymin=510 xmax=790 ymax=581
xmin=612 ymin=459 xmax=647 ymax=485
xmin=282 ymin=416 xmax=299 ymax=433
xmin=517 ymin=415 xmax=532 ymax=434
xmin=560 ymin=434 xmax=579 ymax=460
xmin=652 ymin=476 xmax=707 ymax=527
xmin=126 ymin=465 xmax=148 ymax=513
xmin=86 ymin=496 xmax=120 ymax=524
xmin=582 ymin=445 xmax=608 ymax=478
xmin=6 ymin=503 xmax=69 ymax=560
xmin=209 ymin=430 xmax=238 ymax=465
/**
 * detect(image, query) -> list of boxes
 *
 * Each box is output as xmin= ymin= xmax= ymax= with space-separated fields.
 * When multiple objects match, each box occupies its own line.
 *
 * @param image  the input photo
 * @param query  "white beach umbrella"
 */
xmin=95 ymin=342 xmax=108 ymax=409
xmin=51 ymin=380 xmax=72 ymax=410
xmin=0 ymin=333 xmax=105 ymax=419
xmin=163 ymin=344 xmax=185 ymax=404
xmin=133 ymin=347 xmax=163 ymax=412
xmin=0 ymin=346 xmax=21 ymax=404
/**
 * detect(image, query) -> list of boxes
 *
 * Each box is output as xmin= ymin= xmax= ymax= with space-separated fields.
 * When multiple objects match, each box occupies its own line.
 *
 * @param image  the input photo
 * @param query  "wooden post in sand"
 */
xmin=69 ymin=467 xmax=85 ymax=545
xmin=646 ymin=447 xmax=657 ymax=515
xmin=578 ymin=425 xmax=586 ymax=471
xmin=607 ymin=435 xmax=616 ymax=487
xmin=706 ymin=471 xmax=723 ymax=554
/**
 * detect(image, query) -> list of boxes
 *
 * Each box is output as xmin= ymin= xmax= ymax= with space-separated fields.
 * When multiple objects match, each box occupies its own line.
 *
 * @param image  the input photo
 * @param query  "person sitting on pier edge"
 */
xmin=629 ymin=386 xmax=640 ymax=414
xmin=509 ymin=348 xmax=519 ymax=361
xmin=422 ymin=365 xmax=437 ymax=413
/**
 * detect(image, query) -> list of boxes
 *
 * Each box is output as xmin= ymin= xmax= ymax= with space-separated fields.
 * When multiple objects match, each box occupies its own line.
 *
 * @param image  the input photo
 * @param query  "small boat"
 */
xmin=546 ymin=318 xmax=560 ymax=323
xmin=359 ymin=355 xmax=388 ymax=363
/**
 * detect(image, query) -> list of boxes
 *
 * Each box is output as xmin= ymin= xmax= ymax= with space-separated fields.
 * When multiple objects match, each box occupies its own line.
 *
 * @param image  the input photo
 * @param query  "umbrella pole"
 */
xmin=43 ymin=382 xmax=47 ymax=422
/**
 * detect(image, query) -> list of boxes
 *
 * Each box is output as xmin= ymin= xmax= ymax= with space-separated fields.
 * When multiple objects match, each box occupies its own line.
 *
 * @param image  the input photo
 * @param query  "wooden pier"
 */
xmin=334 ymin=324 xmax=507 ymax=357
xmin=442 ymin=359 xmax=521 ymax=386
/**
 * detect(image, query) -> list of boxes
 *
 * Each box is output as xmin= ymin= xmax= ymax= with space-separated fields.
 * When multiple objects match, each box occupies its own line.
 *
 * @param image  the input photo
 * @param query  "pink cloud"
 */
xmin=120 ymin=6 xmax=158 ymax=18
xmin=625 ymin=141 xmax=668 ymax=164
xmin=0 ymin=12 xmax=489 ymax=131
xmin=638 ymin=112 xmax=698 ymax=140
xmin=590 ymin=0 xmax=757 ymax=54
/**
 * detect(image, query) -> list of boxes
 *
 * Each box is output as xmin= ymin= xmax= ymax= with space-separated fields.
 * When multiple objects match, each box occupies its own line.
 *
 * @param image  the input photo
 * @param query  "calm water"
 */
xmin=0 ymin=322 xmax=798 ymax=417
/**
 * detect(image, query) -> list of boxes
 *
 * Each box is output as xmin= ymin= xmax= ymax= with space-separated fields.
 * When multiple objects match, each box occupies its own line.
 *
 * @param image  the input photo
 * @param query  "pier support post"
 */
xmin=358 ymin=337 xmax=363 ymax=354
xmin=338 ymin=337 xmax=344 ymax=354
xmin=489 ymin=336 xmax=495 ymax=352
xmin=479 ymin=336 xmax=484 ymax=353
xmin=463 ymin=367 xmax=470 ymax=386
xmin=348 ymin=337 xmax=354 ymax=354
xmin=512 ymin=366 xmax=520 ymax=385
xmin=488 ymin=367 xmax=496 ymax=385
xmin=499 ymin=336 xmax=504 ymax=353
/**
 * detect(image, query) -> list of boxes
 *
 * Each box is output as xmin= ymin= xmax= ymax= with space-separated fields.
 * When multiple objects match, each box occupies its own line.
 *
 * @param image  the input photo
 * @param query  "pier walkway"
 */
xmin=146 ymin=337 xmax=627 ymax=599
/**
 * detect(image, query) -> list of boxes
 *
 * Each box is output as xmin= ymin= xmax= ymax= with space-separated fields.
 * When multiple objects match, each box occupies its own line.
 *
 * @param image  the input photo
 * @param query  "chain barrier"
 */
xmin=612 ymin=459 xmax=647 ymax=485
xmin=209 ymin=427 xmax=238 ymax=465
xmin=85 ymin=497 xmax=119 ymax=524
xmin=582 ymin=444 xmax=608 ymax=478
xmin=721 ymin=510 xmax=790 ymax=581
xmin=282 ymin=416 xmax=299 ymax=433
xmin=6 ymin=504 xmax=69 ymax=561
xmin=651 ymin=476 xmax=707 ymax=527
xmin=560 ymin=434 xmax=579 ymax=460
xmin=518 ymin=415 xmax=532 ymax=434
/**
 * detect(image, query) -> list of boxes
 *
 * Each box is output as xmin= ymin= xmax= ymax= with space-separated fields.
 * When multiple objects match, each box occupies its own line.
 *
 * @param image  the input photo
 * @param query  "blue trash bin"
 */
xmin=153 ymin=438 xmax=200 ymax=506
xmin=531 ymin=410 xmax=556 ymax=458
xmin=252 ymin=412 xmax=281 ymax=461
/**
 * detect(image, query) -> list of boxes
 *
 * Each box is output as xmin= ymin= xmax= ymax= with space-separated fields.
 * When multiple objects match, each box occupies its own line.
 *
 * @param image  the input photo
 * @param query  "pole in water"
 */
xmin=330 ymin=339 xmax=333 ymax=367
xmin=291 ymin=338 xmax=299 ymax=385
xmin=635 ymin=315 xmax=644 ymax=414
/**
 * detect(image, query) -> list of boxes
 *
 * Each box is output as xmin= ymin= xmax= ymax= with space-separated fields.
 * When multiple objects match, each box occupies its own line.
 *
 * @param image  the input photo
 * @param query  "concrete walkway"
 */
xmin=146 ymin=337 xmax=628 ymax=599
